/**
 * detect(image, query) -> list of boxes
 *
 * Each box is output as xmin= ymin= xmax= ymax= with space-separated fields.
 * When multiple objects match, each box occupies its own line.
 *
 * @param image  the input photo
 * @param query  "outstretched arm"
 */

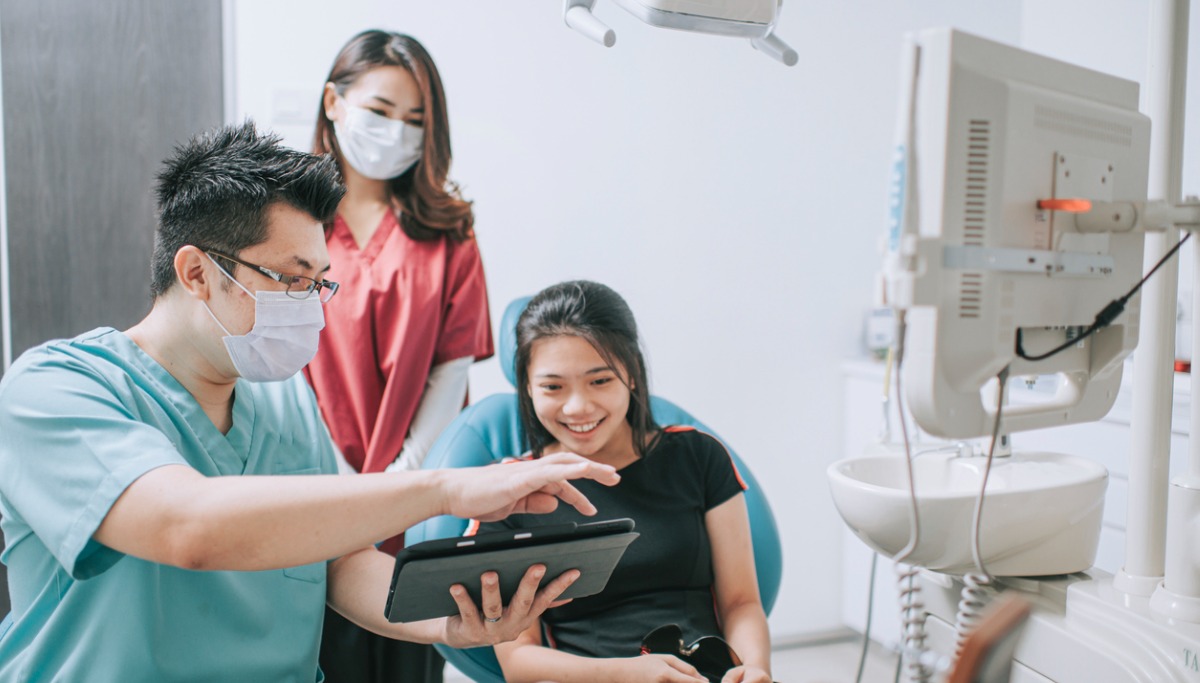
xmin=94 ymin=453 xmax=619 ymax=572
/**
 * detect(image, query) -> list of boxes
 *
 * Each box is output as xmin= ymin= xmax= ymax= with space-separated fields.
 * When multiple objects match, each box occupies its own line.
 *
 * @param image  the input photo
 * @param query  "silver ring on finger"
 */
xmin=484 ymin=615 xmax=502 ymax=623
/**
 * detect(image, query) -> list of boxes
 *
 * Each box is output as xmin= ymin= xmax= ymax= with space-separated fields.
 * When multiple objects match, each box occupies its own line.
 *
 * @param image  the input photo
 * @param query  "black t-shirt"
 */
xmin=472 ymin=426 xmax=747 ymax=659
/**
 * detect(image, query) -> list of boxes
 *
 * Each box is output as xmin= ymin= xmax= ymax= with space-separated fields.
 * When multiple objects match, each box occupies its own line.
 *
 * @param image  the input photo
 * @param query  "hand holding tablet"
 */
xmin=386 ymin=519 xmax=638 ymax=625
xmin=438 ymin=564 xmax=579 ymax=649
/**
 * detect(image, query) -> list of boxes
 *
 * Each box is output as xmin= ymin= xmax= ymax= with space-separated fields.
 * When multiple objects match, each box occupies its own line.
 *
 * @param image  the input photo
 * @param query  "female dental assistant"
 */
xmin=305 ymin=30 xmax=491 ymax=492
xmin=304 ymin=31 xmax=492 ymax=683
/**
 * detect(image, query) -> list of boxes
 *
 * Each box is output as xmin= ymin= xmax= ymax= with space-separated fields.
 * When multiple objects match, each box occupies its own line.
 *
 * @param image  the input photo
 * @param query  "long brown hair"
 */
xmin=314 ymin=30 xmax=473 ymax=241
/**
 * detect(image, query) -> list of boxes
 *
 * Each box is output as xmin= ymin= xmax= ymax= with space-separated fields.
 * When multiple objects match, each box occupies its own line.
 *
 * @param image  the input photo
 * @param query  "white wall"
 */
xmin=229 ymin=1 xmax=1186 ymax=639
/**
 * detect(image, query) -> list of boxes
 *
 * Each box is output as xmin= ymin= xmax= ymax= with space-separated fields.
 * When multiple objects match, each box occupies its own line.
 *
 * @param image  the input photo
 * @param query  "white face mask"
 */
xmin=333 ymin=106 xmax=424 ymax=180
xmin=203 ymin=256 xmax=326 ymax=382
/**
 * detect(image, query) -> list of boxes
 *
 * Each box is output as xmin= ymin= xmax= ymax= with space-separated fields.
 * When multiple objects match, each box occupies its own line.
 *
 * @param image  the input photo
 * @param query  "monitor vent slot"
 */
xmin=1035 ymin=105 xmax=1132 ymax=147
xmin=960 ymin=273 xmax=983 ymax=319
xmin=963 ymin=120 xmax=989 ymax=247
xmin=960 ymin=120 xmax=988 ymax=320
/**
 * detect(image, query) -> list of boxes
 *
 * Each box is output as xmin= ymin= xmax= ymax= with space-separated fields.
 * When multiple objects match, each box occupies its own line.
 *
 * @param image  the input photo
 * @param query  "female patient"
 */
xmin=471 ymin=281 xmax=772 ymax=683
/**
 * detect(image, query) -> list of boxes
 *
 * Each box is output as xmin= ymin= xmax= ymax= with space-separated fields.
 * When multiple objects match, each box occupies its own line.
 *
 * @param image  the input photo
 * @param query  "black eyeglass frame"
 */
xmin=204 ymin=249 xmax=340 ymax=303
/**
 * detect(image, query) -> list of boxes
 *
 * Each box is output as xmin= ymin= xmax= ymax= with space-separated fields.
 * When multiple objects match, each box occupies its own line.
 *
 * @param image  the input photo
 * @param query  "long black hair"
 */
xmin=515 ymin=281 xmax=658 ymax=457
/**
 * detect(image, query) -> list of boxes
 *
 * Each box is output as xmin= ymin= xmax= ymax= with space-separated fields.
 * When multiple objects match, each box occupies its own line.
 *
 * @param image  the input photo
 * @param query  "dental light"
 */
xmin=563 ymin=0 xmax=798 ymax=66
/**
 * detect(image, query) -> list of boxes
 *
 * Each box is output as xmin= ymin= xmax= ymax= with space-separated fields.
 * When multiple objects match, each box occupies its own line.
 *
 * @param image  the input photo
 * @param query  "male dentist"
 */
xmin=0 ymin=121 xmax=618 ymax=681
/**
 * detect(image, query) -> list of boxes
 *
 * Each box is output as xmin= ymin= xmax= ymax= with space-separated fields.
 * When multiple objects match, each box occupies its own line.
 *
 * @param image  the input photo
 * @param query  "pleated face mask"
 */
xmin=334 ymin=106 xmax=423 ymax=180
xmin=203 ymin=254 xmax=326 ymax=382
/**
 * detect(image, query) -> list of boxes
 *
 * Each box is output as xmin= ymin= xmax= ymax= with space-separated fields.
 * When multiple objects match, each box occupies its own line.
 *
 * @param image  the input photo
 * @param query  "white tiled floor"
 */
xmin=444 ymin=636 xmax=900 ymax=683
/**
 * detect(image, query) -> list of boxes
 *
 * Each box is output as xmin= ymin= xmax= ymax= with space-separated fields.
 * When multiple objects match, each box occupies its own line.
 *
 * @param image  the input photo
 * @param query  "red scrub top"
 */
xmin=305 ymin=210 xmax=494 ymax=474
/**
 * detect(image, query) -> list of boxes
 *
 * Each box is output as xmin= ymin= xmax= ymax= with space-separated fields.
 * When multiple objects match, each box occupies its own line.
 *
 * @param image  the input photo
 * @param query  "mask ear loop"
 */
xmin=202 ymin=253 xmax=257 ymax=336
xmin=206 ymin=253 xmax=258 ymax=299
xmin=202 ymin=300 xmax=234 ymax=337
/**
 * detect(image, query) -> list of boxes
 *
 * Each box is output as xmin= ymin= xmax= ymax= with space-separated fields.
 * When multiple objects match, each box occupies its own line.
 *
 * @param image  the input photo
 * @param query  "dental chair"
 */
xmin=406 ymin=296 xmax=784 ymax=683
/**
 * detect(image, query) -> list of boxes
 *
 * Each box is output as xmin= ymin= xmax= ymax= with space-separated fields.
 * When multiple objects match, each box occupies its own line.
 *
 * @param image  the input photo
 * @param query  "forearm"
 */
xmin=97 ymin=464 xmax=449 ymax=571
xmin=327 ymin=547 xmax=447 ymax=644
xmin=190 ymin=470 xmax=448 ymax=569
xmin=722 ymin=601 xmax=772 ymax=674
xmin=98 ymin=453 xmax=619 ymax=573
xmin=498 ymin=642 xmax=630 ymax=683
xmin=387 ymin=357 xmax=471 ymax=472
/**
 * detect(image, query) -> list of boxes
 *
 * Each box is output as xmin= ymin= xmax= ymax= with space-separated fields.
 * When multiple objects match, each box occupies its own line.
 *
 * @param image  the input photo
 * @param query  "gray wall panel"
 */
xmin=0 ymin=0 xmax=223 ymax=620
xmin=2 ymin=0 xmax=224 ymax=357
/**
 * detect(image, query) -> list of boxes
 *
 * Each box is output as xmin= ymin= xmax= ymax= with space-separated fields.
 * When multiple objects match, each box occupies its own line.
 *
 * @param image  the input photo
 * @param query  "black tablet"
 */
xmin=384 ymin=518 xmax=639 ymax=623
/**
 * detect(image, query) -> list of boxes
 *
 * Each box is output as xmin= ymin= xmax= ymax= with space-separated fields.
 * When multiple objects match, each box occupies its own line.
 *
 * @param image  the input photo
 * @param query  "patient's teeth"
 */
xmin=565 ymin=420 xmax=600 ymax=433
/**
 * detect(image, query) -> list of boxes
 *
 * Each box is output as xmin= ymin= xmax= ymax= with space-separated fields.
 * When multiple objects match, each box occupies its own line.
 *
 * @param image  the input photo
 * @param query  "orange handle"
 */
xmin=1037 ymin=198 xmax=1093 ymax=213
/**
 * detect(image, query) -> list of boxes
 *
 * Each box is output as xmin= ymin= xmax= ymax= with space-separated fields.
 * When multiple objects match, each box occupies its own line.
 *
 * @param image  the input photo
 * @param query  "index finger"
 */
xmin=539 ymin=453 xmax=620 ymax=486
xmin=542 ymin=479 xmax=597 ymax=516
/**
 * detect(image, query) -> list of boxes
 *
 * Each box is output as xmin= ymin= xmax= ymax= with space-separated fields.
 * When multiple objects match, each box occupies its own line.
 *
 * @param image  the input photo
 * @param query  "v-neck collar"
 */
xmin=115 ymin=329 xmax=258 ymax=475
xmin=332 ymin=210 xmax=395 ymax=264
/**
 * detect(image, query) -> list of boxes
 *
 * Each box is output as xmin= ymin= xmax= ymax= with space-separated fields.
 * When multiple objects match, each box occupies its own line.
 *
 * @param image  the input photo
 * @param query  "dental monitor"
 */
xmin=885 ymin=28 xmax=1152 ymax=439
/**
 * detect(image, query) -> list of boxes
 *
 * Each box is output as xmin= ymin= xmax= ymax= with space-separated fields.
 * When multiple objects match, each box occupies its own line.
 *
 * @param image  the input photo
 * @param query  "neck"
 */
xmin=125 ymin=297 xmax=237 ymax=432
xmin=340 ymin=164 xmax=392 ymax=208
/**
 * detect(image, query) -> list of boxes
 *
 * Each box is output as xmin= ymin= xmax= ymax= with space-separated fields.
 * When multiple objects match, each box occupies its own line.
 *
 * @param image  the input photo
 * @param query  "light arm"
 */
xmin=94 ymin=454 xmax=620 ymax=572
xmin=94 ymin=464 xmax=446 ymax=571
xmin=494 ymin=622 xmax=706 ymax=683
xmin=387 ymin=356 xmax=472 ymax=473
xmin=706 ymin=494 xmax=772 ymax=678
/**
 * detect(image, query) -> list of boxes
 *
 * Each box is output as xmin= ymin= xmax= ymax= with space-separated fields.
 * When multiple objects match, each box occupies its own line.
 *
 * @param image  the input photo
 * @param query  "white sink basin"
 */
xmin=827 ymin=450 xmax=1108 ymax=576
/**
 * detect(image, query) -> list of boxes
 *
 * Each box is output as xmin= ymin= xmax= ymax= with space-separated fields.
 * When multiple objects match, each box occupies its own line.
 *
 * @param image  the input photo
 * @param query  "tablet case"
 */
xmin=385 ymin=518 xmax=639 ymax=623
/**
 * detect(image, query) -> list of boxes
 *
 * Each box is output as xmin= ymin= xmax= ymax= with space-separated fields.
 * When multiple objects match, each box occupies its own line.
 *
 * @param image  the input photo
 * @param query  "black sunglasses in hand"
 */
xmin=640 ymin=623 xmax=747 ymax=683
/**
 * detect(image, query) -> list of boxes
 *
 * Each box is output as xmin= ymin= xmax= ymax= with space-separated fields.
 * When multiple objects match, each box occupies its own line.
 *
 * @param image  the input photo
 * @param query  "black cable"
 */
xmin=1016 ymin=233 xmax=1191 ymax=362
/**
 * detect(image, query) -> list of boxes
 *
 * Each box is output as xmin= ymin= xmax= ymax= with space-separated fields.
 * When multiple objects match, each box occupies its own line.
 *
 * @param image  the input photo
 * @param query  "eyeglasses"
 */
xmin=205 ymin=250 xmax=340 ymax=303
xmin=640 ymin=624 xmax=743 ymax=683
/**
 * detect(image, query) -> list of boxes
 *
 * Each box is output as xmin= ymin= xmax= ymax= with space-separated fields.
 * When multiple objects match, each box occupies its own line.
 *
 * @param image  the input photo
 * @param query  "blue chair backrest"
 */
xmin=407 ymin=298 xmax=783 ymax=682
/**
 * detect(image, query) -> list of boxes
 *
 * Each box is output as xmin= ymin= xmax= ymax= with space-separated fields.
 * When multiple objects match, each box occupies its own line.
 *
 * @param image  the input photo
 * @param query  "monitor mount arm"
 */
xmin=562 ymin=0 xmax=798 ymax=66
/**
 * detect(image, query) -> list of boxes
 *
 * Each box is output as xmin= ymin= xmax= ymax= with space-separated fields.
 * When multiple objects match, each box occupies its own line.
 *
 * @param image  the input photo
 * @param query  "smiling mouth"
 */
xmin=562 ymin=418 xmax=604 ymax=434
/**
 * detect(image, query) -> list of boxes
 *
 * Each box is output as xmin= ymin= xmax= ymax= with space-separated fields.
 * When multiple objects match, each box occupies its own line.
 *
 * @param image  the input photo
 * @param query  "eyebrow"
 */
xmin=367 ymin=95 xmax=424 ymax=114
xmin=534 ymin=366 xmax=614 ymax=379
xmin=290 ymin=255 xmax=331 ymax=274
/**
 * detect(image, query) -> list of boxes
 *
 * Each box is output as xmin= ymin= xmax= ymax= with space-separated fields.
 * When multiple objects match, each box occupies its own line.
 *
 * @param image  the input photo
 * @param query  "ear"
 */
xmin=174 ymin=245 xmax=214 ymax=300
xmin=323 ymin=83 xmax=341 ymax=122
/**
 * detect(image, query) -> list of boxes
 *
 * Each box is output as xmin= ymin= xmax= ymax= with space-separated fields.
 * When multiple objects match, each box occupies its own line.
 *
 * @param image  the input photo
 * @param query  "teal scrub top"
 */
xmin=0 ymin=328 xmax=338 ymax=682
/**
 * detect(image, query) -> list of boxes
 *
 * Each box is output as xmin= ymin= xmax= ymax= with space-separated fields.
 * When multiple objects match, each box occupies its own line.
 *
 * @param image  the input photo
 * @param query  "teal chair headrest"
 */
xmin=499 ymin=296 xmax=532 ymax=388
